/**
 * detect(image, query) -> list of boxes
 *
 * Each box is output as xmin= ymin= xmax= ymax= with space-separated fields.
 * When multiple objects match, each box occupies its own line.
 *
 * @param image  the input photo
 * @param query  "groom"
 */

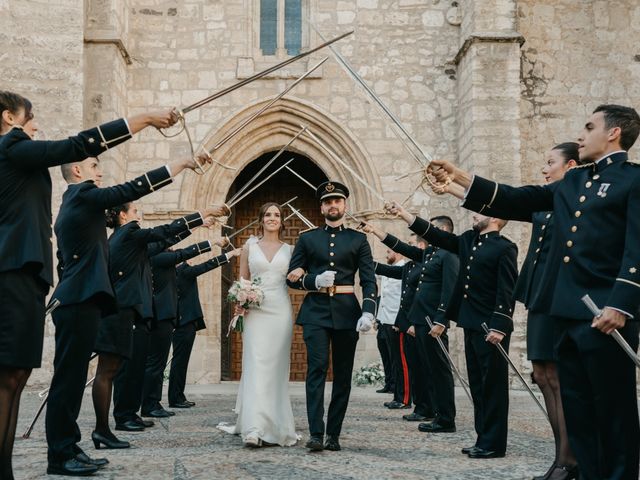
xmin=287 ymin=181 xmax=377 ymax=451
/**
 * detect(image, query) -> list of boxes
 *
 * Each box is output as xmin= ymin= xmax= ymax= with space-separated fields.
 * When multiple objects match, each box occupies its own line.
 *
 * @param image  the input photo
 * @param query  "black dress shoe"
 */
xmin=402 ymin=412 xmax=428 ymax=421
xmin=75 ymin=451 xmax=109 ymax=467
xmin=461 ymin=446 xmax=477 ymax=454
xmin=185 ymin=400 xmax=196 ymax=407
xmin=169 ymin=401 xmax=192 ymax=409
xmin=376 ymin=387 xmax=392 ymax=393
xmin=324 ymin=435 xmax=341 ymax=451
xmin=418 ymin=421 xmax=456 ymax=433
xmin=115 ymin=420 xmax=144 ymax=432
xmin=92 ymin=431 xmax=130 ymax=449
xmin=134 ymin=416 xmax=155 ymax=428
xmin=467 ymin=447 xmax=505 ymax=459
xmin=47 ymin=458 xmax=98 ymax=476
xmin=142 ymin=408 xmax=173 ymax=418
xmin=305 ymin=435 xmax=324 ymax=451
xmin=386 ymin=401 xmax=411 ymax=409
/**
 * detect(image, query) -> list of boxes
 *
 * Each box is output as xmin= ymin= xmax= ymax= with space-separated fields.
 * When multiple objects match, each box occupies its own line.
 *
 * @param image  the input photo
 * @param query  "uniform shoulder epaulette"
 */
xmin=347 ymin=227 xmax=366 ymax=235
xmin=567 ymin=162 xmax=594 ymax=172
xmin=300 ymin=226 xmax=318 ymax=234
xmin=498 ymin=234 xmax=516 ymax=245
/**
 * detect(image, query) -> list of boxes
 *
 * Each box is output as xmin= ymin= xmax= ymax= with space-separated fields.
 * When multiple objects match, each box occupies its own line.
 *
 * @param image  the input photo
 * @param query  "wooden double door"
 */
xmin=220 ymin=152 xmax=331 ymax=381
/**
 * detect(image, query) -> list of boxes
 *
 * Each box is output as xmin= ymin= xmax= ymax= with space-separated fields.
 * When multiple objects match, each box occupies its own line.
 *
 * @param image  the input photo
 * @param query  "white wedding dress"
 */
xmin=218 ymin=239 xmax=299 ymax=446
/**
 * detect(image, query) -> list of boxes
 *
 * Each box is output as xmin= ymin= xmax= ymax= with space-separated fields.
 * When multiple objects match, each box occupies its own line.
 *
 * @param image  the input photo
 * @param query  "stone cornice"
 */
xmin=453 ymin=31 xmax=525 ymax=65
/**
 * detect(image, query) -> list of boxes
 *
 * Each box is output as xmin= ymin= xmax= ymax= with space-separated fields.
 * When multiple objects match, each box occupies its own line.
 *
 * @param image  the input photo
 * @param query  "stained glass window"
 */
xmin=260 ymin=0 xmax=278 ymax=56
xmin=284 ymin=0 xmax=302 ymax=56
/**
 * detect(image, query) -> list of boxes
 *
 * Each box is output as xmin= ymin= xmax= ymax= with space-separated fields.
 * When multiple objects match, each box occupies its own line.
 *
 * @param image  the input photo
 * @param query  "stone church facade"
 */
xmin=2 ymin=0 xmax=638 ymax=385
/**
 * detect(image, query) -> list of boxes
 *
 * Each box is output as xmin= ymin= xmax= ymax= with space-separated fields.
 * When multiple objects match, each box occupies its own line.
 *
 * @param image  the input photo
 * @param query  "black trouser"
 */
xmin=303 ymin=324 xmax=359 ymax=437
xmin=113 ymin=318 xmax=150 ymax=424
xmin=141 ymin=319 xmax=174 ymax=413
xmin=403 ymin=332 xmax=434 ymax=417
xmin=168 ymin=322 xmax=197 ymax=405
xmin=464 ymin=328 xmax=510 ymax=453
xmin=415 ymin=324 xmax=456 ymax=426
xmin=381 ymin=325 xmax=409 ymax=404
xmin=46 ymin=303 xmax=100 ymax=462
xmin=555 ymin=318 xmax=639 ymax=480
xmin=376 ymin=324 xmax=394 ymax=391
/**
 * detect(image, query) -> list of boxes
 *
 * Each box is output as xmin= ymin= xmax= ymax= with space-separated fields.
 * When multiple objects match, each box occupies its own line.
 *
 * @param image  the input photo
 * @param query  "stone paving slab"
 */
xmin=13 ymin=383 xmax=559 ymax=480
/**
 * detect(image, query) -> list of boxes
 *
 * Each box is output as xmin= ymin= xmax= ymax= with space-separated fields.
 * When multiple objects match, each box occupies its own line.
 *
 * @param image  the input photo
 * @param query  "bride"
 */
xmin=218 ymin=202 xmax=299 ymax=447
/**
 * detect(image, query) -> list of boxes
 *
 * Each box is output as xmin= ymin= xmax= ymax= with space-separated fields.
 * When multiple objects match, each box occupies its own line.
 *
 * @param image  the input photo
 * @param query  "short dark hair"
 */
xmin=0 ymin=91 xmax=33 ymax=126
xmin=593 ymin=104 xmax=640 ymax=151
xmin=430 ymin=215 xmax=454 ymax=233
xmin=60 ymin=163 xmax=77 ymax=183
xmin=409 ymin=231 xmax=428 ymax=246
xmin=551 ymin=142 xmax=587 ymax=166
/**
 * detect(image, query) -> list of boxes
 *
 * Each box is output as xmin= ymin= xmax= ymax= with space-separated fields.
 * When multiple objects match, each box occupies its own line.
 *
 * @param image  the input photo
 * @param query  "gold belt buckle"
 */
xmin=328 ymin=285 xmax=336 ymax=297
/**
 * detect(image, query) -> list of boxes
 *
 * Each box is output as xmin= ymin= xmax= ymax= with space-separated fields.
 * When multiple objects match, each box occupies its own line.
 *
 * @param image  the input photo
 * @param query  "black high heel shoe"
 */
xmin=92 ymin=430 xmax=130 ymax=449
xmin=548 ymin=465 xmax=578 ymax=480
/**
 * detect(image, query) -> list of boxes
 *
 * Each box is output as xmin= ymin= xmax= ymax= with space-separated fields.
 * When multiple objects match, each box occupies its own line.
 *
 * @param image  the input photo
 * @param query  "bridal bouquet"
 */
xmin=226 ymin=277 xmax=264 ymax=336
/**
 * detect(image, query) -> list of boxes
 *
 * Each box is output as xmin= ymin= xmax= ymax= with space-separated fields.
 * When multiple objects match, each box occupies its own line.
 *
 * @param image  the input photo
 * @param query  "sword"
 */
xmin=302 ymin=127 xmax=387 ymax=205
xmin=311 ymin=24 xmax=429 ymax=169
xmin=226 ymin=127 xmax=307 ymax=206
xmin=45 ymin=298 xmax=60 ymax=319
xmin=425 ymin=316 xmax=473 ymax=406
xmin=284 ymin=202 xmax=316 ymax=230
xmin=25 ymin=359 xmax=99 ymax=439
xmin=481 ymin=323 xmax=549 ymax=421
xmin=226 ymin=158 xmax=296 ymax=208
xmin=225 ymin=196 xmax=299 ymax=242
xmin=284 ymin=165 xmax=364 ymax=227
xmin=581 ymin=294 xmax=640 ymax=368
xmin=192 ymin=59 xmax=326 ymax=174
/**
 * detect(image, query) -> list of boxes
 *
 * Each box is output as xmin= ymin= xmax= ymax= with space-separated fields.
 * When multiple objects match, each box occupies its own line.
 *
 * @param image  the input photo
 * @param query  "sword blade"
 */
xmin=208 ymin=59 xmax=326 ymax=153
xmin=227 ymin=158 xmax=296 ymax=208
xmin=581 ymin=295 xmax=640 ymax=369
xmin=284 ymin=202 xmax=316 ymax=229
xmin=226 ymin=196 xmax=299 ymax=241
xmin=227 ymin=127 xmax=307 ymax=205
xmin=182 ymin=31 xmax=353 ymax=114
xmin=302 ymin=127 xmax=387 ymax=204
xmin=481 ymin=323 xmax=549 ymax=421
xmin=311 ymin=24 xmax=430 ymax=168
xmin=425 ymin=316 xmax=473 ymax=405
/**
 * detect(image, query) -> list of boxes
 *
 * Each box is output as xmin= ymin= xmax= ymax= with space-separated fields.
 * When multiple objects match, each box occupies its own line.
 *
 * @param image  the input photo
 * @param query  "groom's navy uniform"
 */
xmin=288 ymin=181 xmax=377 ymax=443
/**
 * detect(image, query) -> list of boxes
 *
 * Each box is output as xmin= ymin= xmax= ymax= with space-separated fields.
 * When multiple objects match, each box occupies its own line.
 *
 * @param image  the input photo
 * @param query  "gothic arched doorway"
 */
xmin=220 ymin=150 xmax=329 ymax=381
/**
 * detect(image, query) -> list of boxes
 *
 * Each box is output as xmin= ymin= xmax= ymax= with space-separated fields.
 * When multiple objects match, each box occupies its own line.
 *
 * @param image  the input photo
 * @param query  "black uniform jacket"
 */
xmin=382 ymin=234 xmax=459 ymax=328
xmin=176 ymin=254 xmax=229 ymax=328
xmin=287 ymin=224 xmax=377 ymax=330
xmin=52 ymin=166 xmax=172 ymax=314
xmin=410 ymin=217 xmax=518 ymax=334
xmin=374 ymin=254 xmax=424 ymax=332
xmin=464 ymin=151 xmax=640 ymax=320
xmin=0 ymin=119 xmax=131 ymax=286
xmin=109 ymin=212 xmax=204 ymax=318
xmin=150 ymin=241 xmax=212 ymax=323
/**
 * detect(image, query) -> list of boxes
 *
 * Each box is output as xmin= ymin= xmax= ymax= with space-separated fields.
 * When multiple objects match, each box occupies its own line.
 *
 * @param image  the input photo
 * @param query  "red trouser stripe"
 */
xmin=399 ymin=332 xmax=410 ymax=405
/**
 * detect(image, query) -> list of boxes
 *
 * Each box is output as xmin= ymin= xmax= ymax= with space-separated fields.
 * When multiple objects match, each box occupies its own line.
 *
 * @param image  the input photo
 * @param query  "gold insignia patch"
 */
xmin=326 ymin=183 xmax=335 ymax=192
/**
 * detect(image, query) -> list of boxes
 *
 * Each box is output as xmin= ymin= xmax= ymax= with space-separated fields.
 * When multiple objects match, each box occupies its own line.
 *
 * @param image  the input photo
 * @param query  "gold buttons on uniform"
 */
xmin=472 ymin=247 xmax=477 ymax=251
xmin=593 ymin=174 xmax=600 ymax=180
xmin=119 ymin=271 xmax=123 ymax=276
xmin=546 ymin=213 xmax=552 ymax=219
xmin=88 ymin=138 xmax=95 ymax=144
xmin=564 ymin=256 xmax=570 ymax=263
xmin=541 ymin=225 xmax=546 ymax=230
xmin=585 ymin=182 xmax=592 ymax=188
xmin=535 ymin=248 xmax=540 ymax=253
xmin=579 ymin=195 xmax=586 ymax=203
xmin=73 ymin=255 xmax=78 ymax=259
xmin=464 ymin=294 xmax=468 ymax=299
xmin=137 ymin=181 xmax=142 ymax=186
xmin=330 ymin=243 xmax=335 ymax=247
xmin=465 ymin=285 xmax=469 ymax=289
xmin=571 ymin=226 xmax=578 ymax=233
xmin=630 ymin=267 xmax=637 ymax=274
xmin=566 ymin=241 xmax=573 ymax=247
xmin=575 ymin=211 xmax=581 ymax=218
xmin=330 ymin=262 xmax=335 ymax=266
xmin=331 ymin=234 xmax=336 ymax=238
xmin=538 ymin=237 xmax=543 ymax=242
xmin=330 ymin=252 xmax=335 ymax=256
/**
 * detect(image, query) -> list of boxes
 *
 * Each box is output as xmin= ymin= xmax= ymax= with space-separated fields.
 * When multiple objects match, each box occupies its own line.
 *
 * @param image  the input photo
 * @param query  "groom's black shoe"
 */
xmin=305 ymin=435 xmax=324 ymax=452
xmin=324 ymin=435 xmax=341 ymax=451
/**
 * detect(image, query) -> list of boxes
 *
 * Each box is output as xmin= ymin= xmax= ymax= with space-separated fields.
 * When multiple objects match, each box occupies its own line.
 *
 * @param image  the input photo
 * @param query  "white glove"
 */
xmin=315 ymin=270 xmax=337 ymax=289
xmin=356 ymin=313 xmax=374 ymax=332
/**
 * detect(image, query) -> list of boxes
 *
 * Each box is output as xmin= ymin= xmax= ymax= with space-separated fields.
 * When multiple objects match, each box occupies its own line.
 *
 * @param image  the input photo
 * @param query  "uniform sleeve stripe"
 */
xmin=487 ymin=182 xmax=499 ymax=208
xmin=97 ymin=125 xmax=108 ymax=149
xmin=616 ymin=278 xmax=640 ymax=289
xmin=419 ymin=222 xmax=430 ymax=237
xmin=363 ymin=298 xmax=377 ymax=304
xmin=493 ymin=311 xmax=513 ymax=320
xmin=144 ymin=172 xmax=154 ymax=191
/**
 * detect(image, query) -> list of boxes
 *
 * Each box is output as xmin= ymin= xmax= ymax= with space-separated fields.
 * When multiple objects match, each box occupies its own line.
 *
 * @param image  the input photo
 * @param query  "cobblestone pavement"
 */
xmin=14 ymin=383 xmax=559 ymax=480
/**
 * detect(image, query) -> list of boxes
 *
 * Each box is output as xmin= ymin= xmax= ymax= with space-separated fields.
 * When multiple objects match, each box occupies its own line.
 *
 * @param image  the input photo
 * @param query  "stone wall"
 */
xmin=2 ymin=0 xmax=638 ymax=386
